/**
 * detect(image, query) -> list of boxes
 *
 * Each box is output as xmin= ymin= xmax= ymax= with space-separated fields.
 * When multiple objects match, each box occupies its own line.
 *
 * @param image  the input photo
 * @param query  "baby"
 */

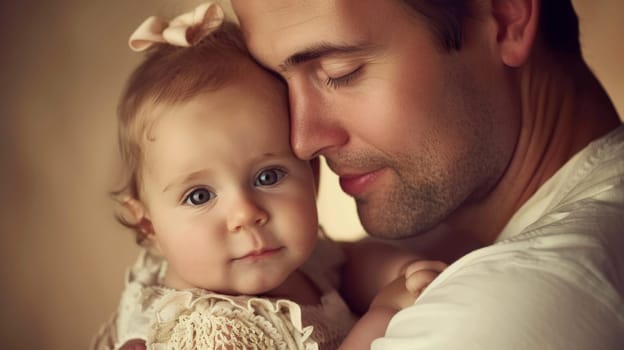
xmin=93 ymin=3 xmax=446 ymax=349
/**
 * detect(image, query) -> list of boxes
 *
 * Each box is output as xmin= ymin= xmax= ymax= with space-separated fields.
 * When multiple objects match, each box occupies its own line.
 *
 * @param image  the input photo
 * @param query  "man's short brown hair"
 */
xmin=400 ymin=0 xmax=580 ymax=54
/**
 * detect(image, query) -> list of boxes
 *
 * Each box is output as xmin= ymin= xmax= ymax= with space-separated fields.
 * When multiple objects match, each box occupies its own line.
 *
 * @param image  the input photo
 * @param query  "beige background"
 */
xmin=0 ymin=0 xmax=622 ymax=348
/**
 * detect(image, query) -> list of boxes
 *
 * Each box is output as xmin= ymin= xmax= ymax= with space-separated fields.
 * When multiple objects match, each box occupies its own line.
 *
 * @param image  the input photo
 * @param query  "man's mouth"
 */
xmin=338 ymin=168 xmax=385 ymax=197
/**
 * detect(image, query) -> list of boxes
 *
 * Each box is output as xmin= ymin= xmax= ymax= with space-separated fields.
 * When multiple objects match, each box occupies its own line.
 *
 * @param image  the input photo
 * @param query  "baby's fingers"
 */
xmin=405 ymin=270 xmax=439 ymax=295
xmin=404 ymin=260 xmax=448 ymax=295
xmin=404 ymin=260 xmax=447 ymax=277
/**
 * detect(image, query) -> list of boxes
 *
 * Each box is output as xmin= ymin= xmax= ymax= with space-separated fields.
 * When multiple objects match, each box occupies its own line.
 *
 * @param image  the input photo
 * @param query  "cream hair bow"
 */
xmin=128 ymin=2 xmax=225 ymax=52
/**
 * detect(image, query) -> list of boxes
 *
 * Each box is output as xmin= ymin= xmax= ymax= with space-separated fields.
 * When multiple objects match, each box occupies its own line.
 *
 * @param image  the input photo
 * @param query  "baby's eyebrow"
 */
xmin=255 ymin=151 xmax=297 ymax=159
xmin=278 ymin=42 xmax=374 ymax=72
xmin=162 ymin=169 xmax=212 ymax=193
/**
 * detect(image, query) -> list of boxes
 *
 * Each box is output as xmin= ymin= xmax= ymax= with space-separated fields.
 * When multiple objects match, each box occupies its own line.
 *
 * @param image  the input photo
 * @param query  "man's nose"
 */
xmin=226 ymin=193 xmax=269 ymax=232
xmin=289 ymin=82 xmax=348 ymax=160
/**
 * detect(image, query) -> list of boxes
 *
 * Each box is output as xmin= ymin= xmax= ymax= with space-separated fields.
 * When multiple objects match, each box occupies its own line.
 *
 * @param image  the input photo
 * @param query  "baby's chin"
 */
xmin=249 ymin=280 xmax=290 ymax=297
xmin=234 ymin=272 xmax=294 ymax=297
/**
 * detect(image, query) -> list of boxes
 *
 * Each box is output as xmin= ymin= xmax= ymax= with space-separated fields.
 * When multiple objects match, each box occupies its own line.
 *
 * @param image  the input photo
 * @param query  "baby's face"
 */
xmin=138 ymin=67 xmax=318 ymax=295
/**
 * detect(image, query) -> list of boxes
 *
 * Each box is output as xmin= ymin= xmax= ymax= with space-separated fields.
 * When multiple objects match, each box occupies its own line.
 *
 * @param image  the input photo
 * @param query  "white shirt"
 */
xmin=373 ymin=125 xmax=624 ymax=349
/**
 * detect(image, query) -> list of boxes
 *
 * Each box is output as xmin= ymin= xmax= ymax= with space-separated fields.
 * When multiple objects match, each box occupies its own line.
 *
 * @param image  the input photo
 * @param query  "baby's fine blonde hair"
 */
xmin=112 ymin=21 xmax=250 ymax=244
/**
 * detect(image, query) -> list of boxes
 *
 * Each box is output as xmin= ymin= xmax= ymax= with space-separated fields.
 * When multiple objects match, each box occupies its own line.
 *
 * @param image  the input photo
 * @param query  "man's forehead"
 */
xmin=233 ymin=0 xmax=368 ymax=66
xmin=233 ymin=0 xmax=330 ymax=15
xmin=234 ymin=0 xmax=337 ymax=36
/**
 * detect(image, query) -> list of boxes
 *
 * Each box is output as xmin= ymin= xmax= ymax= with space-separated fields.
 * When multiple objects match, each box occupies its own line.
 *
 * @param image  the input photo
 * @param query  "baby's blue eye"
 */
xmin=184 ymin=188 xmax=214 ymax=205
xmin=255 ymin=168 xmax=286 ymax=187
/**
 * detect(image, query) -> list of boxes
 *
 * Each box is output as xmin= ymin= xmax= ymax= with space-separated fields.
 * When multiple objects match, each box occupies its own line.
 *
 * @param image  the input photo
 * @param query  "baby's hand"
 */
xmin=403 ymin=260 xmax=447 ymax=297
xmin=369 ymin=260 xmax=447 ymax=311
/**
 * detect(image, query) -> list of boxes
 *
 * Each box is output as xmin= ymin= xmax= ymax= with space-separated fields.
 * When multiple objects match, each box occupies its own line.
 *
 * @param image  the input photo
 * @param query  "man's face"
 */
xmin=233 ymin=0 xmax=519 ymax=238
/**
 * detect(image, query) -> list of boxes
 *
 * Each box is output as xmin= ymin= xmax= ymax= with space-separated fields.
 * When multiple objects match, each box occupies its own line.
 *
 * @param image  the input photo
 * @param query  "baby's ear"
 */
xmin=122 ymin=196 xmax=155 ymax=237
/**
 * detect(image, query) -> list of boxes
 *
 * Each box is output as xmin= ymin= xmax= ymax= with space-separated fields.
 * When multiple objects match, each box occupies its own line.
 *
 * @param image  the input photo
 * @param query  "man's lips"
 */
xmin=338 ymin=169 xmax=385 ymax=197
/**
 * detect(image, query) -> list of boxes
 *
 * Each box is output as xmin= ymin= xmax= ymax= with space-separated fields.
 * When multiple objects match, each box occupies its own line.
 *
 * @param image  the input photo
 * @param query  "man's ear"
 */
xmin=491 ymin=0 xmax=539 ymax=67
xmin=123 ymin=197 xmax=155 ymax=238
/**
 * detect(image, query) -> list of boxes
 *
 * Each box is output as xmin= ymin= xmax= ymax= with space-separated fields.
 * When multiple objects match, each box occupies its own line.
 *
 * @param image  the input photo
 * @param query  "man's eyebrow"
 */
xmin=278 ymin=42 xmax=373 ymax=72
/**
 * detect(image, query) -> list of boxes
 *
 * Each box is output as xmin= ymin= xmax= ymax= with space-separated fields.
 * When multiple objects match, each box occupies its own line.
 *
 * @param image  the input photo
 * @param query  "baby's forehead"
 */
xmin=134 ymin=100 xmax=174 ymax=141
xmin=140 ymin=87 xmax=286 ymax=135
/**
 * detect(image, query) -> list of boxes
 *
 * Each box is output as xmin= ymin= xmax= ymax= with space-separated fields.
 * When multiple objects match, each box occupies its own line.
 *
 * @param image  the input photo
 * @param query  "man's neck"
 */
xmin=448 ymin=50 xmax=621 ymax=245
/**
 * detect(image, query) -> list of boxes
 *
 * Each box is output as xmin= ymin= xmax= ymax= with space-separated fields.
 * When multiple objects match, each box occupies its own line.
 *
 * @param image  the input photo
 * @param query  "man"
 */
xmin=233 ymin=0 xmax=624 ymax=348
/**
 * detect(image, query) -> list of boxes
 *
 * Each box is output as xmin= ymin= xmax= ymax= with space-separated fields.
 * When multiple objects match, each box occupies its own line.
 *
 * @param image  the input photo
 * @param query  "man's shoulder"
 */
xmin=500 ymin=124 xmax=624 ymax=239
xmin=375 ymin=231 xmax=624 ymax=349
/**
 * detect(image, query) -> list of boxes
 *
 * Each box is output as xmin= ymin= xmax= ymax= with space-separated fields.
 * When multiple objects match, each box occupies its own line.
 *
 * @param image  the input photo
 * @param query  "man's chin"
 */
xmin=357 ymin=204 xmax=440 ymax=240
xmin=357 ymin=211 xmax=412 ymax=240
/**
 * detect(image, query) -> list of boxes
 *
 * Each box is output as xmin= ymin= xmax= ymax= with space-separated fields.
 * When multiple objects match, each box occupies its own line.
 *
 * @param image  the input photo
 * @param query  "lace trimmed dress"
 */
xmin=92 ymin=237 xmax=357 ymax=350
